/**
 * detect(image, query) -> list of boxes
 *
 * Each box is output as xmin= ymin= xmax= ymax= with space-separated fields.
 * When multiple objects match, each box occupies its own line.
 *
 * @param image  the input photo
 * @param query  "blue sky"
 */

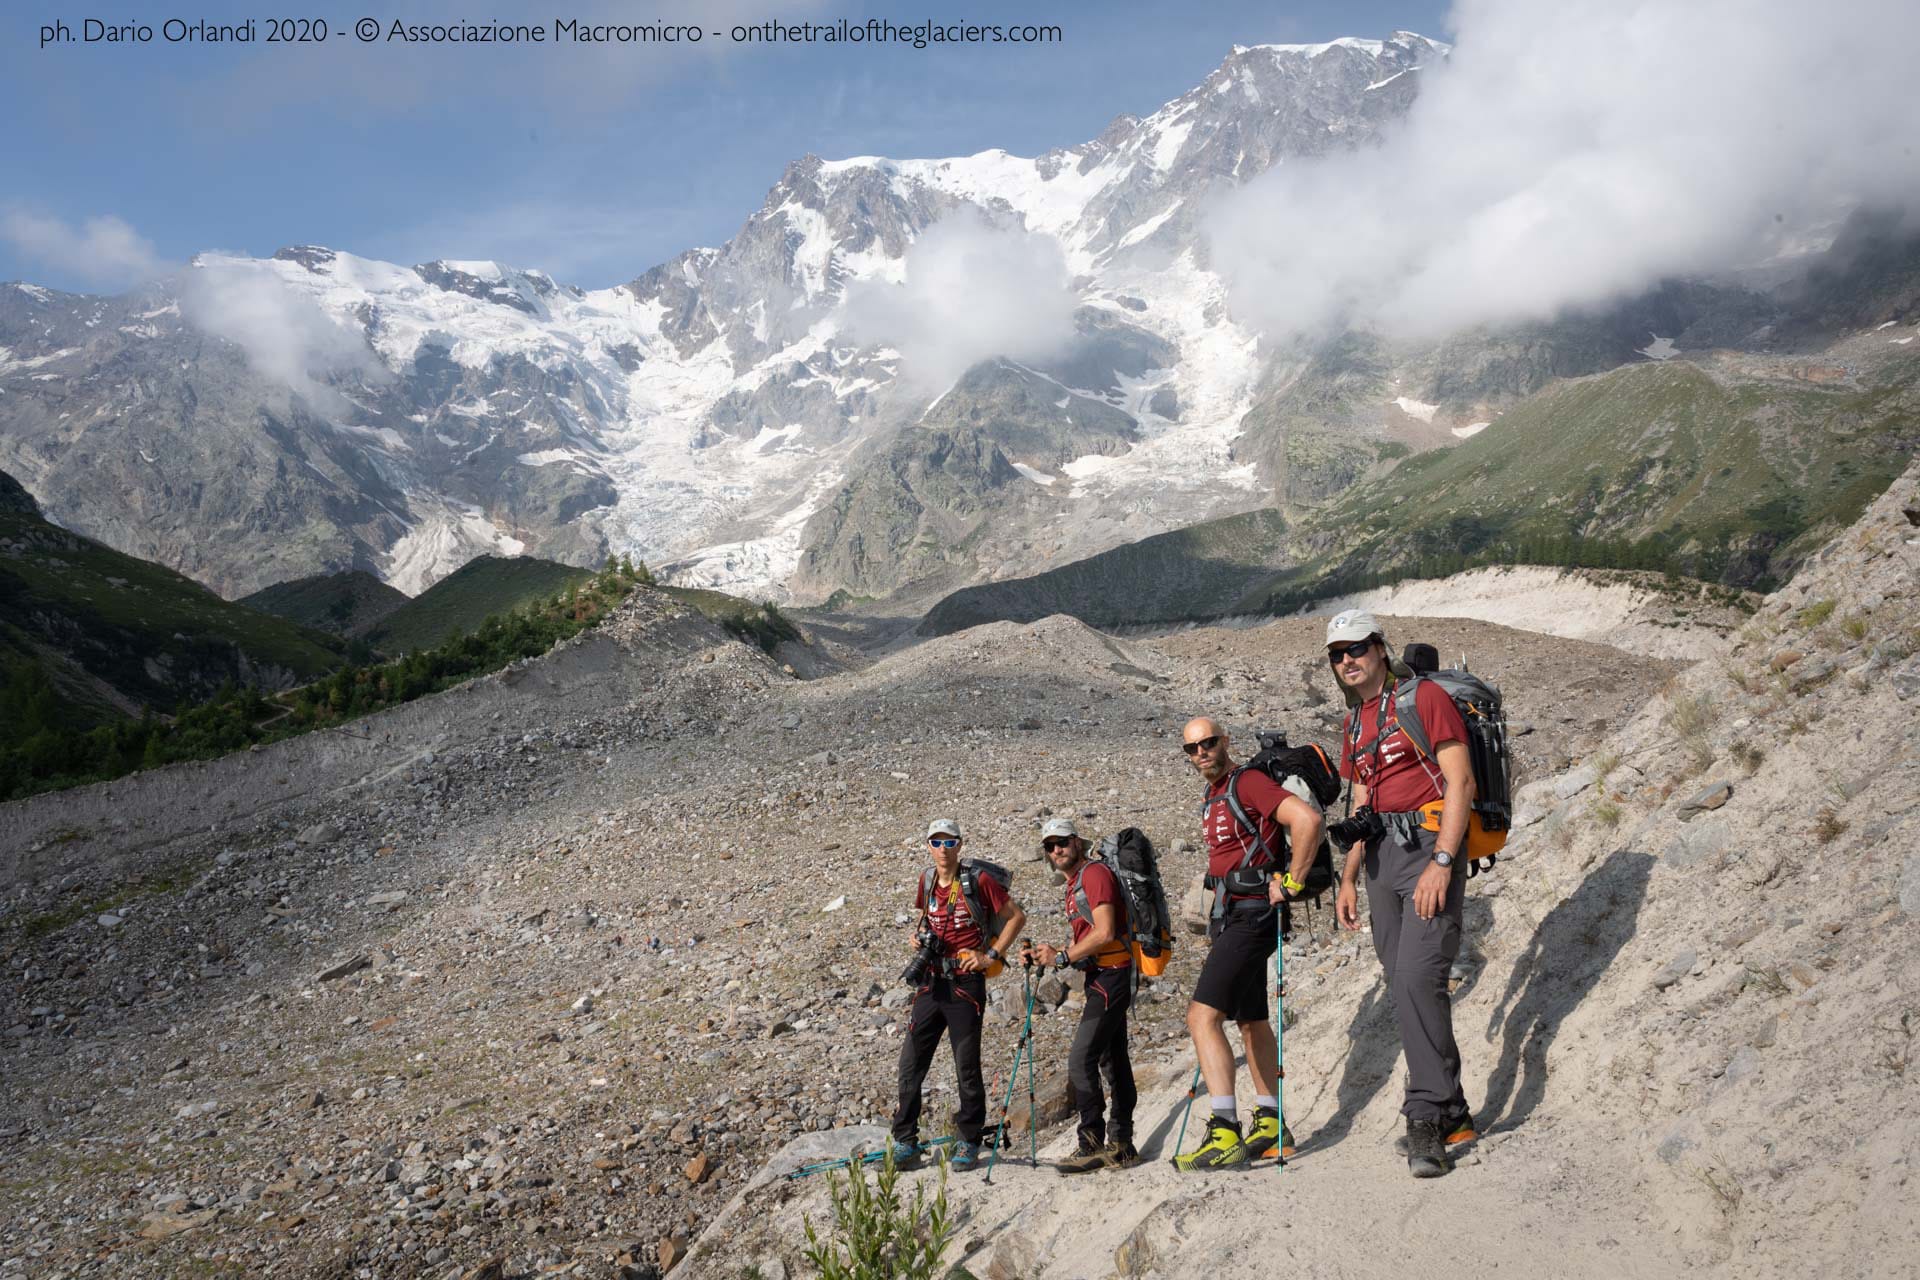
xmin=1 ymin=0 xmax=1449 ymax=293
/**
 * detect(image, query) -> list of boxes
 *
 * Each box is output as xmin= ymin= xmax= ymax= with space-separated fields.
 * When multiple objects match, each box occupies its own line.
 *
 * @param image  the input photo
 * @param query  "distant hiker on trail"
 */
xmin=1173 ymin=718 xmax=1324 ymax=1171
xmin=1024 ymin=817 xmax=1139 ymax=1174
xmin=1325 ymin=609 xmax=1478 ymax=1178
xmin=892 ymin=818 xmax=1026 ymax=1174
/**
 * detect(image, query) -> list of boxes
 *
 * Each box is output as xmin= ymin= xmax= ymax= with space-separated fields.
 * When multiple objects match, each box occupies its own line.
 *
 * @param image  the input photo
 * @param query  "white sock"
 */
xmin=1210 ymin=1096 xmax=1237 ymax=1121
xmin=1255 ymin=1095 xmax=1278 ymax=1111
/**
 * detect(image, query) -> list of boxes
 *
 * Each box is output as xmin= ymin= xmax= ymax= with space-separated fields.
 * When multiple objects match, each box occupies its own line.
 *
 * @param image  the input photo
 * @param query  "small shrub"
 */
xmin=1730 ymin=741 xmax=1766 ymax=773
xmin=1813 ymin=808 xmax=1849 ymax=845
xmin=802 ymin=1147 xmax=956 ymax=1280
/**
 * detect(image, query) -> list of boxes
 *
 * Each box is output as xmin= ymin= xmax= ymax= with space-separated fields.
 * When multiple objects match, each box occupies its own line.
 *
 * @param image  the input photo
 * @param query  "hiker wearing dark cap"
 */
xmin=1173 ymin=718 xmax=1324 ymax=1170
xmin=1325 ymin=609 xmax=1477 ymax=1178
xmin=891 ymin=818 xmax=1026 ymax=1173
xmin=1026 ymin=818 xmax=1139 ymax=1173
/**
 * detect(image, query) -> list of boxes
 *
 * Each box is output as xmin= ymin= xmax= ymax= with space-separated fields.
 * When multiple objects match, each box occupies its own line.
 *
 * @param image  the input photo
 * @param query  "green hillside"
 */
xmin=240 ymin=569 xmax=409 ymax=637
xmin=1238 ymin=357 xmax=1917 ymax=612
xmin=0 ymin=470 xmax=348 ymax=734
xmin=361 ymin=555 xmax=592 ymax=653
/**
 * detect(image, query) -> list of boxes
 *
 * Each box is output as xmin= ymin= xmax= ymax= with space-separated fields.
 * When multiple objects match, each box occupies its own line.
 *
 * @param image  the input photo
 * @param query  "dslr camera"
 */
xmin=900 ymin=926 xmax=942 ymax=987
xmin=1326 ymin=805 xmax=1385 ymax=849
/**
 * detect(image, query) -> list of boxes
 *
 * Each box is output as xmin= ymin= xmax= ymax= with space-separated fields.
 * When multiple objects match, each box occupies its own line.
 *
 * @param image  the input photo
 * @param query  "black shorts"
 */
xmin=1192 ymin=903 xmax=1277 ymax=1023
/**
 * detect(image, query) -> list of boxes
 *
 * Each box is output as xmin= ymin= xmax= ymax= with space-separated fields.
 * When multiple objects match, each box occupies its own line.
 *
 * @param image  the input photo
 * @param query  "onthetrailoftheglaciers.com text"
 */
xmin=37 ymin=17 xmax=1064 ymax=49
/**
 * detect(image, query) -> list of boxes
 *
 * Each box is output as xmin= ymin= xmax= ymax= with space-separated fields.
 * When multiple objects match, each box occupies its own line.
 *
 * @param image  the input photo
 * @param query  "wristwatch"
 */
xmin=1054 ymin=952 xmax=1069 ymax=970
xmin=1432 ymin=849 xmax=1456 ymax=869
xmin=984 ymin=946 xmax=1001 ymax=963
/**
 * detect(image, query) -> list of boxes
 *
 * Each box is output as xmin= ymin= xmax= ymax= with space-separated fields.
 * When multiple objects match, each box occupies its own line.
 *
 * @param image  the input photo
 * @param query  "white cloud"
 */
xmin=1207 ymin=0 xmax=1920 ymax=341
xmin=839 ymin=207 xmax=1079 ymax=390
xmin=0 ymin=210 xmax=168 ymax=290
xmin=178 ymin=261 xmax=390 ymax=413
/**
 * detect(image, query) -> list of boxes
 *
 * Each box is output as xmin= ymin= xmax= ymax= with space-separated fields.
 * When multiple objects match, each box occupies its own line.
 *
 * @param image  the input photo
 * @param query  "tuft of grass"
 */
xmin=1665 ymin=690 xmax=1720 ymax=770
xmin=1797 ymin=599 xmax=1837 ymax=628
xmin=1744 ymin=964 xmax=1791 ymax=997
xmin=1730 ymin=741 xmax=1766 ymax=773
xmin=1840 ymin=614 xmax=1870 ymax=642
xmin=1591 ymin=797 xmax=1623 ymax=828
xmin=1813 ymin=808 xmax=1850 ymax=845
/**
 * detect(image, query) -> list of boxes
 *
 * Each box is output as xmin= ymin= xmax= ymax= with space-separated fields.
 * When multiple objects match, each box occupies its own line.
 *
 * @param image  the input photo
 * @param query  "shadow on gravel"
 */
xmin=1293 ymin=976 xmax=1399 ymax=1156
xmin=1479 ymin=848 xmax=1655 ymax=1134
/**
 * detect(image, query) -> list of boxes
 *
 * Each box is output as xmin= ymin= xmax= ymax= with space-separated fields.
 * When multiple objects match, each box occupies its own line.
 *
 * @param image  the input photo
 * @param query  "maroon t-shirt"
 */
xmin=1202 ymin=768 xmax=1293 ymax=881
xmin=920 ymin=868 xmax=1010 ymax=958
xmin=1066 ymin=860 xmax=1129 ymax=963
xmin=1338 ymin=680 xmax=1469 ymax=813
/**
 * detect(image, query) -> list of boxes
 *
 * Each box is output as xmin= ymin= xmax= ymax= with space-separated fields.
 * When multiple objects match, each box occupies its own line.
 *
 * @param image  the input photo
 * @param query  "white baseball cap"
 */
xmin=927 ymin=818 xmax=963 ymax=839
xmin=1039 ymin=817 xmax=1078 ymax=840
xmin=1326 ymin=609 xmax=1384 ymax=646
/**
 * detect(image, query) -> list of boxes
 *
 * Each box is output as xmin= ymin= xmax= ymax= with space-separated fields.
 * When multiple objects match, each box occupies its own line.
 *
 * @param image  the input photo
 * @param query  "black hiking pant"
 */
xmin=1068 ymin=965 xmax=1136 ymax=1148
xmin=893 ymin=973 xmax=987 ymax=1145
xmin=1365 ymin=824 xmax=1471 ymax=1124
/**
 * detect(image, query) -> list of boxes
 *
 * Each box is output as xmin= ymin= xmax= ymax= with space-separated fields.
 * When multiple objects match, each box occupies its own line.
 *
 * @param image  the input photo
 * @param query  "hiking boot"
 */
xmin=887 ymin=1139 xmax=922 ymax=1169
xmin=1100 ymin=1140 xmax=1140 ymax=1170
xmin=1405 ymin=1119 xmax=1452 ymax=1179
xmin=949 ymin=1140 xmax=982 ymax=1172
xmin=1056 ymin=1138 xmax=1108 ymax=1175
xmin=1393 ymin=1110 xmax=1476 ymax=1154
xmin=1243 ymin=1106 xmax=1297 ymax=1160
xmin=1172 ymin=1115 xmax=1249 ymax=1171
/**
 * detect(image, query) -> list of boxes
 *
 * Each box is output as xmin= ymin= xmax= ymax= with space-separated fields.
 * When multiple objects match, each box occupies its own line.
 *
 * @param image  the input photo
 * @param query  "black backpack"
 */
xmin=1076 ymin=828 xmax=1175 ymax=976
xmin=1222 ymin=732 xmax=1338 ymax=900
xmin=1347 ymin=661 xmax=1513 ymax=875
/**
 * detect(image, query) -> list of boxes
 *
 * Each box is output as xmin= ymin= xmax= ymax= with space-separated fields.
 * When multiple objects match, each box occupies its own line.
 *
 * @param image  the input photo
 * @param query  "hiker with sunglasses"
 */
xmin=1325 ymin=610 xmax=1477 ymax=1178
xmin=1173 ymin=718 xmax=1324 ymax=1170
xmin=891 ymin=819 xmax=1026 ymax=1173
xmin=1024 ymin=818 xmax=1138 ymax=1174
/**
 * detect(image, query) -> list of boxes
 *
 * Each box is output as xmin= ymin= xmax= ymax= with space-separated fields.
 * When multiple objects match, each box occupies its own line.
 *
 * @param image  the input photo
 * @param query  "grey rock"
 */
xmin=316 ymin=955 xmax=371 ymax=982
xmin=1893 ymin=657 xmax=1920 ymax=701
xmin=1667 ymin=818 xmax=1729 ymax=869
xmin=1678 ymin=783 xmax=1733 ymax=820
xmin=1901 ymin=854 xmax=1920 ymax=917
xmin=1652 ymin=950 xmax=1696 ymax=990
xmin=297 ymin=823 xmax=343 ymax=847
xmin=881 ymin=987 xmax=912 ymax=1010
xmin=1552 ymin=765 xmax=1598 ymax=802
xmin=1722 ymin=1046 xmax=1763 ymax=1087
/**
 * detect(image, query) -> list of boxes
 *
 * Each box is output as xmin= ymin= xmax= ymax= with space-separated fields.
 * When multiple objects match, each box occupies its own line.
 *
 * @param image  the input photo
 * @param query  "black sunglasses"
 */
xmin=1042 ymin=837 xmax=1073 ymax=851
xmin=1327 ymin=639 xmax=1374 ymax=664
xmin=1181 ymin=734 xmax=1221 ymax=756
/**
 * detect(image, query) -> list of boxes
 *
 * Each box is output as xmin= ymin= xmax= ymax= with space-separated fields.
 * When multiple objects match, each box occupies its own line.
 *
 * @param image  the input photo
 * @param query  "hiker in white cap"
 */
xmin=890 ymin=818 xmax=1025 ymax=1173
xmin=1325 ymin=609 xmax=1478 ymax=1178
xmin=1026 ymin=817 xmax=1138 ymax=1173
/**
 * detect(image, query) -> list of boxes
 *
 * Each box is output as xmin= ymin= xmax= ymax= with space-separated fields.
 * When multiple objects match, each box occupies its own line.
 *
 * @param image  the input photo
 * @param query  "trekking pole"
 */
xmin=1171 ymin=1063 xmax=1201 ymax=1167
xmin=1025 ymin=987 xmax=1038 ymax=1167
xmin=984 ymin=962 xmax=1039 ymax=1186
xmin=1274 ymin=910 xmax=1288 ymax=1172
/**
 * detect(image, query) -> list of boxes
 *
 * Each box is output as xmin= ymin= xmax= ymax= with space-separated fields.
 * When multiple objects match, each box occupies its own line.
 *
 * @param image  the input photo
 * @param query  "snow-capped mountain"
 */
xmin=2 ymin=35 xmax=1469 ymax=601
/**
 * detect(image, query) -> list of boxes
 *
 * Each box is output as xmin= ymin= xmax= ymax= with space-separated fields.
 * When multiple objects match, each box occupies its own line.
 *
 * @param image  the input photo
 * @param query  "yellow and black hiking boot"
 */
xmin=1244 ymin=1106 xmax=1297 ymax=1160
xmin=1394 ymin=1110 xmax=1476 ymax=1154
xmin=1173 ymin=1115 xmax=1249 ymax=1171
